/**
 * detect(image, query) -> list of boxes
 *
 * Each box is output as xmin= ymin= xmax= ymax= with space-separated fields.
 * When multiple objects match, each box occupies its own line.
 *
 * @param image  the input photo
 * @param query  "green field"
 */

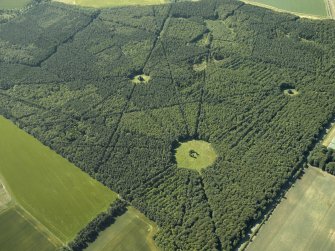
xmin=0 ymin=207 xmax=56 ymax=251
xmin=175 ymin=140 xmax=217 ymax=172
xmin=244 ymin=0 xmax=328 ymax=18
xmin=86 ymin=207 xmax=158 ymax=251
xmin=247 ymin=167 xmax=335 ymax=251
xmin=0 ymin=0 xmax=31 ymax=9
xmin=55 ymin=0 xmax=166 ymax=8
xmin=0 ymin=116 xmax=118 ymax=243
xmin=0 ymin=183 xmax=10 ymax=210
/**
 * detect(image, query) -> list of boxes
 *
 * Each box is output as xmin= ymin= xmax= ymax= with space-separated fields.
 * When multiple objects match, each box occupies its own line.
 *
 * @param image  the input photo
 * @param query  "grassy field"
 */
xmin=0 ymin=0 xmax=31 ymax=9
xmin=132 ymin=74 xmax=151 ymax=84
xmin=0 ymin=183 xmax=11 ymax=212
xmin=54 ymin=0 xmax=167 ymax=8
xmin=85 ymin=207 xmax=159 ymax=251
xmin=0 ymin=116 xmax=118 ymax=243
xmin=243 ymin=0 xmax=328 ymax=18
xmin=247 ymin=167 xmax=335 ymax=251
xmin=0 ymin=207 xmax=56 ymax=251
xmin=175 ymin=140 xmax=217 ymax=172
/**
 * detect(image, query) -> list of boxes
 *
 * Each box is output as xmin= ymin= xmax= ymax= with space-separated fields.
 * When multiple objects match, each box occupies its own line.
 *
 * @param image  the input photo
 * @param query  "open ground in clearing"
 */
xmin=132 ymin=74 xmax=151 ymax=84
xmin=246 ymin=167 xmax=335 ymax=251
xmin=284 ymin=89 xmax=299 ymax=96
xmin=0 ymin=116 xmax=118 ymax=243
xmin=85 ymin=207 xmax=159 ymax=251
xmin=175 ymin=140 xmax=217 ymax=172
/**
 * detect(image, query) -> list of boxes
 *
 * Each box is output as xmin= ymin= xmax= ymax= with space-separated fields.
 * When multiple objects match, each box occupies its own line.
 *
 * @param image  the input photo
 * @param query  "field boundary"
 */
xmin=325 ymin=0 xmax=335 ymax=19
xmin=14 ymin=205 xmax=64 ymax=248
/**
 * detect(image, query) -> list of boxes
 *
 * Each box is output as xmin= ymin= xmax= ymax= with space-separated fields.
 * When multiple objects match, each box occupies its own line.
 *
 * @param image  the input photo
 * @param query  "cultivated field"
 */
xmin=85 ymin=207 xmax=159 ymax=251
xmin=243 ymin=0 xmax=328 ymax=18
xmin=54 ymin=0 xmax=166 ymax=8
xmin=0 ymin=0 xmax=31 ymax=9
xmin=0 ymin=116 xmax=118 ymax=243
xmin=247 ymin=167 xmax=335 ymax=251
xmin=0 ymin=183 xmax=10 ymax=211
xmin=0 ymin=207 xmax=56 ymax=251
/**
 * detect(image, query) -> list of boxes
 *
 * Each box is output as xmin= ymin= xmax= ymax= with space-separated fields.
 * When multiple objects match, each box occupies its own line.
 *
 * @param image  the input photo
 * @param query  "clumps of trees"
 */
xmin=68 ymin=199 xmax=127 ymax=251
xmin=308 ymin=145 xmax=335 ymax=175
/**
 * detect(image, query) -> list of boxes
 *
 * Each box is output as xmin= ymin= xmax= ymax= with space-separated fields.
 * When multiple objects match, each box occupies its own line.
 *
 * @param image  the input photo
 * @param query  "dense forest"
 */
xmin=0 ymin=0 xmax=335 ymax=250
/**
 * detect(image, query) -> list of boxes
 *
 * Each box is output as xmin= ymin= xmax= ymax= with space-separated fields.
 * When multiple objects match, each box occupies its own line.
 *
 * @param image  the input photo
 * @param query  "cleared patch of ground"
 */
xmin=193 ymin=61 xmax=207 ymax=72
xmin=175 ymin=140 xmax=217 ymax=172
xmin=0 ymin=207 xmax=57 ymax=251
xmin=246 ymin=167 xmax=335 ymax=251
xmin=131 ymin=74 xmax=151 ymax=84
xmin=0 ymin=116 xmax=118 ymax=243
xmin=284 ymin=89 xmax=299 ymax=96
xmin=54 ymin=0 xmax=166 ymax=8
xmin=85 ymin=207 xmax=159 ymax=251
xmin=242 ymin=0 xmax=329 ymax=19
xmin=323 ymin=124 xmax=335 ymax=148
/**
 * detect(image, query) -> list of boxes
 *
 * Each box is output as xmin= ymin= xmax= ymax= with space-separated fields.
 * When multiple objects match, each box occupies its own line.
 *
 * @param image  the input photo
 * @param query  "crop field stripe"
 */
xmin=14 ymin=205 xmax=63 ymax=247
xmin=0 ymin=207 xmax=57 ymax=251
xmin=0 ymin=116 xmax=118 ymax=243
xmin=246 ymin=167 xmax=335 ymax=251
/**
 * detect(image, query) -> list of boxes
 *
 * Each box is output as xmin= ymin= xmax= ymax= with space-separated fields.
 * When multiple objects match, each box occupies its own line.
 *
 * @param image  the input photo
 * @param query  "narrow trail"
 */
xmin=95 ymin=6 xmax=172 ymax=171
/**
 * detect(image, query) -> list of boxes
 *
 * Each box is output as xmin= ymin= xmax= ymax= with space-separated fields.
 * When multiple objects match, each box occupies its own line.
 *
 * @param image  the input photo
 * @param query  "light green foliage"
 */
xmin=0 ymin=0 xmax=31 ymax=9
xmin=175 ymin=140 xmax=217 ymax=171
xmin=284 ymin=88 xmax=299 ymax=96
xmin=85 ymin=207 xmax=158 ymax=251
xmin=0 ymin=208 xmax=56 ymax=251
xmin=246 ymin=0 xmax=328 ymax=17
xmin=247 ymin=167 xmax=335 ymax=251
xmin=131 ymin=74 xmax=151 ymax=84
xmin=0 ymin=116 xmax=118 ymax=243
xmin=193 ymin=61 xmax=207 ymax=72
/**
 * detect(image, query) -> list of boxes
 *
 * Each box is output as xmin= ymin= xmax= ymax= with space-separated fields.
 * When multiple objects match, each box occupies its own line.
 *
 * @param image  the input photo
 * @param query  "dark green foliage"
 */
xmin=0 ymin=0 xmax=335 ymax=250
xmin=309 ymin=145 xmax=335 ymax=175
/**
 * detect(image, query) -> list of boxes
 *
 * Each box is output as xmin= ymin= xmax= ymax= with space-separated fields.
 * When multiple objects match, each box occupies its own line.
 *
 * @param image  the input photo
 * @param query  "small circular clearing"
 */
xmin=175 ymin=140 xmax=217 ymax=172
xmin=131 ymin=74 xmax=151 ymax=84
xmin=284 ymin=89 xmax=299 ymax=96
xmin=193 ymin=61 xmax=207 ymax=72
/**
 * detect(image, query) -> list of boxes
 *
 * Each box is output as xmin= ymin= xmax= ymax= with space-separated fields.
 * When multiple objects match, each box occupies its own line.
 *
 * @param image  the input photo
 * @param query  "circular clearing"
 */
xmin=131 ymin=74 xmax=151 ymax=84
xmin=193 ymin=61 xmax=207 ymax=72
xmin=284 ymin=89 xmax=299 ymax=96
xmin=175 ymin=140 xmax=217 ymax=172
